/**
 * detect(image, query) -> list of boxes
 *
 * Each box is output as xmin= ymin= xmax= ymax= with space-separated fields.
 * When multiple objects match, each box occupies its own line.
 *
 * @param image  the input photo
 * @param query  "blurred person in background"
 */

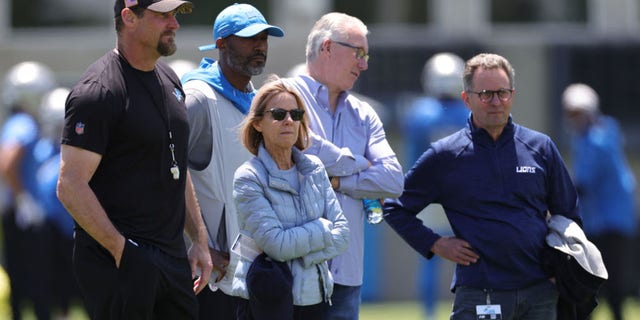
xmin=562 ymin=83 xmax=637 ymax=320
xmin=284 ymin=12 xmax=404 ymax=319
xmin=400 ymin=52 xmax=468 ymax=319
xmin=35 ymin=87 xmax=87 ymax=319
xmin=180 ymin=3 xmax=284 ymax=319
xmin=231 ymin=78 xmax=349 ymax=320
xmin=56 ymin=0 xmax=212 ymax=318
xmin=403 ymin=52 xmax=469 ymax=167
xmin=167 ymin=58 xmax=197 ymax=80
xmin=0 ymin=60 xmax=57 ymax=320
xmin=384 ymin=53 xmax=582 ymax=320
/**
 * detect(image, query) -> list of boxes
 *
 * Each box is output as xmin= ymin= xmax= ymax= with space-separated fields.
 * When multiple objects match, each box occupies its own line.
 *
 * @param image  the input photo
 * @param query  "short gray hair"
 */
xmin=305 ymin=12 xmax=368 ymax=63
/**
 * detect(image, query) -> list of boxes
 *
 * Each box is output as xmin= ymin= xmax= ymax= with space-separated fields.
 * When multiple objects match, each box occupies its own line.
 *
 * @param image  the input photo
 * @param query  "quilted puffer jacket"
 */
xmin=231 ymin=145 xmax=349 ymax=306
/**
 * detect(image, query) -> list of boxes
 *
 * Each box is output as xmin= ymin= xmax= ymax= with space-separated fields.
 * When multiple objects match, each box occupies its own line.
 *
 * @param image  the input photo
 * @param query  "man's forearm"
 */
xmin=184 ymin=171 xmax=208 ymax=245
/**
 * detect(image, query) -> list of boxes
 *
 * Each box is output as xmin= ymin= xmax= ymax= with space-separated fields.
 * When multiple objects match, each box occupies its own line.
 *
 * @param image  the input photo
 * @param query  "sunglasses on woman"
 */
xmin=266 ymin=108 xmax=305 ymax=121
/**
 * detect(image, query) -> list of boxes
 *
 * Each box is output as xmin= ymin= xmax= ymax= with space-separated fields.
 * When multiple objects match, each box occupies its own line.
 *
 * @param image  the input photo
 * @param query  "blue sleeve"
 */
xmin=572 ymin=120 xmax=620 ymax=194
xmin=402 ymin=97 xmax=439 ymax=166
xmin=572 ymin=139 xmax=606 ymax=193
xmin=383 ymin=147 xmax=442 ymax=259
xmin=1 ymin=114 xmax=38 ymax=146
xmin=546 ymin=139 xmax=582 ymax=225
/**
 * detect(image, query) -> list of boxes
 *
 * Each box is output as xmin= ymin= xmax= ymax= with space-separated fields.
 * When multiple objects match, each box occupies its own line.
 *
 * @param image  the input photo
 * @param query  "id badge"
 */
xmin=476 ymin=304 xmax=502 ymax=320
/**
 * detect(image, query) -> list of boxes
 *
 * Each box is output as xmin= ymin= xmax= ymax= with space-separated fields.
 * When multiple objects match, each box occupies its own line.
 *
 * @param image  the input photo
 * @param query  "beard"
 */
xmin=158 ymin=32 xmax=177 ymax=57
xmin=225 ymin=50 xmax=266 ymax=76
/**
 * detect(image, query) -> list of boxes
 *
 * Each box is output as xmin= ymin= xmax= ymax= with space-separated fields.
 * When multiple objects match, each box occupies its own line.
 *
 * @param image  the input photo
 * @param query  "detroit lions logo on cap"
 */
xmin=124 ymin=0 xmax=139 ymax=8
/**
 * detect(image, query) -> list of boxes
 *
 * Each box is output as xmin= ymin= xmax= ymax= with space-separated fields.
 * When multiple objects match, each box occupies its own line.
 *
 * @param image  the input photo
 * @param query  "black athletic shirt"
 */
xmin=62 ymin=50 xmax=190 ymax=258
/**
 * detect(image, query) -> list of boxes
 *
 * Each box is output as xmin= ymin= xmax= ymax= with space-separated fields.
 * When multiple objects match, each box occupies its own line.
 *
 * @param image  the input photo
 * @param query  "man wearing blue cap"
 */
xmin=180 ymin=3 xmax=284 ymax=319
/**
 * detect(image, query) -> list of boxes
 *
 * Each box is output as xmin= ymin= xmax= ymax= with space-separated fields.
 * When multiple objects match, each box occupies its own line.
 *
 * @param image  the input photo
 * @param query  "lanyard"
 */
xmin=116 ymin=49 xmax=180 ymax=180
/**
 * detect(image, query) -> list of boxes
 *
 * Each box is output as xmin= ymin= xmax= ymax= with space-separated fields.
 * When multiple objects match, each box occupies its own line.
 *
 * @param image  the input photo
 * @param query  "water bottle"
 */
xmin=363 ymin=198 xmax=383 ymax=224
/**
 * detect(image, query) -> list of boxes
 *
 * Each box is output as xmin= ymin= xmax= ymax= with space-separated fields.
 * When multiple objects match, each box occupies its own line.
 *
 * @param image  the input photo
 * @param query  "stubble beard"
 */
xmin=226 ymin=51 xmax=266 ymax=77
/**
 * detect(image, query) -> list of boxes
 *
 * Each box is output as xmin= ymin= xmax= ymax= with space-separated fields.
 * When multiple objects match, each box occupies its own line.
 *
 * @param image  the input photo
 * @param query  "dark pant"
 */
xmin=236 ymin=297 xmax=325 ymax=320
xmin=293 ymin=302 xmax=325 ymax=320
xmin=50 ymin=224 xmax=84 ymax=315
xmin=198 ymin=287 xmax=237 ymax=320
xmin=451 ymin=281 xmax=558 ymax=320
xmin=73 ymin=230 xmax=197 ymax=320
xmin=2 ymin=208 xmax=52 ymax=320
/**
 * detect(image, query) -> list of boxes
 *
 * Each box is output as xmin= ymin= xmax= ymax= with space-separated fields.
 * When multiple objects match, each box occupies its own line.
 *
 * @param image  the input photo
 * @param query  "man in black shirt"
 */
xmin=56 ymin=1 xmax=212 ymax=319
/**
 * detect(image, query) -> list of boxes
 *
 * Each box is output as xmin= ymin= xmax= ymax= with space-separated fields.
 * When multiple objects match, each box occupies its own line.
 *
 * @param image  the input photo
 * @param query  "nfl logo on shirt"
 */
xmin=75 ymin=122 xmax=85 ymax=135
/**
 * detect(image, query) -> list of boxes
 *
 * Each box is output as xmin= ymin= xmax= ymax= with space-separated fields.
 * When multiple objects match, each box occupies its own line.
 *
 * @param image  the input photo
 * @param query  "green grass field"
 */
xmin=0 ymin=260 xmax=636 ymax=320
xmin=6 ymin=298 xmax=640 ymax=319
xmin=360 ymin=299 xmax=640 ymax=320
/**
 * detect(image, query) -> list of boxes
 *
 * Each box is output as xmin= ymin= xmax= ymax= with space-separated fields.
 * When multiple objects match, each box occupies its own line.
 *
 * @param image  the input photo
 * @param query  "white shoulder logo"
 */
xmin=173 ymin=88 xmax=184 ymax=103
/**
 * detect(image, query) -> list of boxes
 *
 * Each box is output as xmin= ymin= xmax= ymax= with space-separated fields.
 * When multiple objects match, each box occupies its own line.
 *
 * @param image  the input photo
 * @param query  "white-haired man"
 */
xmin=284 ymin=12 xmax=404 ymax=319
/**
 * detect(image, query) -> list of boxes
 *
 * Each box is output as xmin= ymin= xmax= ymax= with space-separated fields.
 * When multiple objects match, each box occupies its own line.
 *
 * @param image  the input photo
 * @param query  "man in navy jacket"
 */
xmin=384 ymin=53 xmax=581 ymax=320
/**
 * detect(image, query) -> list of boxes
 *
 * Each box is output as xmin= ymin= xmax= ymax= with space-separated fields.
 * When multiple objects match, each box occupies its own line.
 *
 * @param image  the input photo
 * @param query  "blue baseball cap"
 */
xmin=198 ymin=3 xmax=284 ymax=51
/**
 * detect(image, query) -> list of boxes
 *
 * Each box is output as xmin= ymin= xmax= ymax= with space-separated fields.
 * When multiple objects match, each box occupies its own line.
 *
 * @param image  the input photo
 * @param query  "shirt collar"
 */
xmin=468 ymin=115 xmax=515 ymax=143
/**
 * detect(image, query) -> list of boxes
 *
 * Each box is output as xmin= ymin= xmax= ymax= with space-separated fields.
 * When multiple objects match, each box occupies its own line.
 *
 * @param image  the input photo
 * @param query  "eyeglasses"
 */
xmin=333 ymin=40 xmax=370 ymax=62
xmin=467 ymin=88 xmax=514 ymax=103
xmin=266 ymin=108 xmax=305 ymax=121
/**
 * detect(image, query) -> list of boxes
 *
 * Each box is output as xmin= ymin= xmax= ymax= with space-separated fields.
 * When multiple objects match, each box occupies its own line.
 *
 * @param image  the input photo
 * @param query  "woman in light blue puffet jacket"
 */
xmin=231 ymin=78 xmax=349 ymax=320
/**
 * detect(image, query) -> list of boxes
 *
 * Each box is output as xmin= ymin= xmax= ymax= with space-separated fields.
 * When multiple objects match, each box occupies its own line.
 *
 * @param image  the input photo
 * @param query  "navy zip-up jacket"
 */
xmin=384 ymin=116 xmax=581 ymax=291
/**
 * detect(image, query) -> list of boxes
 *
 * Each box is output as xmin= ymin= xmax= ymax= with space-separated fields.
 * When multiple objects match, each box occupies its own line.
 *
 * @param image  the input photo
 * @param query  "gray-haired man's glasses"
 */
xmin=333 ymin=40 xmax=370 ymax=62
